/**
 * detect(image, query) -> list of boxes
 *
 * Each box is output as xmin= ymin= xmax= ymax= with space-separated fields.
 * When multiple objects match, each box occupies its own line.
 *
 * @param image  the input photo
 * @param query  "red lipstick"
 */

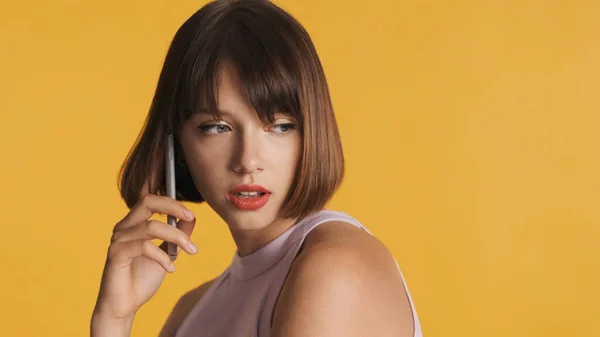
xmin=227 ymin=184 xmax=271 ymax=210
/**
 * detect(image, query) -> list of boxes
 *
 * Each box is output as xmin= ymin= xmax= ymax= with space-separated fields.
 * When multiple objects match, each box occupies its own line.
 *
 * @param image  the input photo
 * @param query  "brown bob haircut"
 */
xmin=119 ymin=0 xmax=344 ymax=221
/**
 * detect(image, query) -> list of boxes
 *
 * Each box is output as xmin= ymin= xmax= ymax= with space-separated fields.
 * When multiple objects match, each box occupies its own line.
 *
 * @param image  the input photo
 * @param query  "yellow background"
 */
xmin=1 ymin=0 xmax=598 ymax=336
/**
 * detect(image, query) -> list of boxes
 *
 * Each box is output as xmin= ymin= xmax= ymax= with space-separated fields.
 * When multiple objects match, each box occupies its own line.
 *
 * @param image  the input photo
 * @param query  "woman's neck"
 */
xmin=230 ymin=216 xmax=299 ymax=257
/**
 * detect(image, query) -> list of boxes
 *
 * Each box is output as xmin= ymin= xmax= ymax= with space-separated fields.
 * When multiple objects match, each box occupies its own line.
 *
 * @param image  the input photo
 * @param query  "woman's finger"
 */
xmin=108 ymin=240 xmax=176 ymax=273
xmin=173 ymin=217 xmax=196 ymax=254
xmin=111 ymin=219 xmax=198 ymax=255
xmin=113 ymin=194 xmax=195 ymax=233
xmin=177 ymin=217 xmax=196 ymax=238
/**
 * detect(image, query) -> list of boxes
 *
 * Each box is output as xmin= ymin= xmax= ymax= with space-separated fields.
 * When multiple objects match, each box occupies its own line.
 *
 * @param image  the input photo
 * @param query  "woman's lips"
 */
xmin=227 ymin=184 xmax=272 ymax=210
xmin=229 ymin=184 xmax=271 ymax=194
xmin=226 ymin=192 xmax=271 ymax=210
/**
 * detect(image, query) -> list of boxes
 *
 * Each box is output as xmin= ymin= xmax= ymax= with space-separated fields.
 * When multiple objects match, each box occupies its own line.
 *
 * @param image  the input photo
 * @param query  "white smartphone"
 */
xmin=165 ymin=133 xmax=178 ymax=261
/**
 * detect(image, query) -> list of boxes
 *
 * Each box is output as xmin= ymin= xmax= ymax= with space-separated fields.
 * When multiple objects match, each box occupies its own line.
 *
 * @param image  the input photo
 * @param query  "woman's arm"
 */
xmin=158 ymin=279 xmax=215 ymax=337
xmin=271 ymin=221 xmax=414 ymax=337
xmin=90 ymin=314 xmax=133 ymax=337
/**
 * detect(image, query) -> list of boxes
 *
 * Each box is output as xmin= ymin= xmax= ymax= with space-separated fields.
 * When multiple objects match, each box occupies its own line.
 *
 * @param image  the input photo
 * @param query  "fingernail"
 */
xmin=184 ymin=209 xmax=195 ymax=220
xmin=168 ymin=263 xmax=176 ymax=272
xmin=188 ymin=241 xmax=198 ymax=254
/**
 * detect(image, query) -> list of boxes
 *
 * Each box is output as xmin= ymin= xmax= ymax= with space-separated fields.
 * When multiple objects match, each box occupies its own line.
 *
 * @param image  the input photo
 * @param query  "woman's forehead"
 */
xmin=191 ymin=61 xmax=299 ymax=123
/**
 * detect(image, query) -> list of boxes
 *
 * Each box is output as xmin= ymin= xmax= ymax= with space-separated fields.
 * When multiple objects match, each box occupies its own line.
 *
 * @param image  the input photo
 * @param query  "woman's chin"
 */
xmin=224 ymin=211 xmax=274 ymax=232
xmin=207 ymin=195 xmax=282 ymax=232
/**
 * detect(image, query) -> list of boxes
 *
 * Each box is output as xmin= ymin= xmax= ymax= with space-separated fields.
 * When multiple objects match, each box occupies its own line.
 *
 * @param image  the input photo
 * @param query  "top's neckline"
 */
xmin=228 ymin=209 xmax=339 ymax=281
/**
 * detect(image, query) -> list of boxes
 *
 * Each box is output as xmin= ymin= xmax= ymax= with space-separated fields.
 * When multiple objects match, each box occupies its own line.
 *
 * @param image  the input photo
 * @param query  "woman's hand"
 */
xmin=91 ymin=194 xmax=198 ymax=335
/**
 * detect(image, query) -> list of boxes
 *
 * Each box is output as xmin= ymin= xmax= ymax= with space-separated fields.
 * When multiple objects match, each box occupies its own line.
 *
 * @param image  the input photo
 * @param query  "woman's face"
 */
xmin=178 ymin=63 xmax=301 ymax=232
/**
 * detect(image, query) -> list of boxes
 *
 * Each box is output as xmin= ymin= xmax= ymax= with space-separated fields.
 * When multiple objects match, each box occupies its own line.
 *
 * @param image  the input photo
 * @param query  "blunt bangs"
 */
xmin=171 ymin=2 xmax=304 ymax=133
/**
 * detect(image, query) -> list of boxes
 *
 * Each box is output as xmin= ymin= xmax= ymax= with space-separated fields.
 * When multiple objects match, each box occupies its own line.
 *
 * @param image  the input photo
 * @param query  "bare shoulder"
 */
xmin=158 ymin=279 xmax=216 ymax=337
xmin=271 ymin=221 xmax=414 ymax=337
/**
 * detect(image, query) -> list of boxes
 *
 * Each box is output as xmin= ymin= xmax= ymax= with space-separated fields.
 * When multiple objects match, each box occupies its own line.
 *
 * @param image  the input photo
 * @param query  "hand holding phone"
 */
xmin=91 ymin=134 xmax=198 ymax=333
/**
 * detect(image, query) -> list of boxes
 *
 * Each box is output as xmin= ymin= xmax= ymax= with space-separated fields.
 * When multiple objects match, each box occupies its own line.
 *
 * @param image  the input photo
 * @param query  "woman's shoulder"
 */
xmin=304 ymin=218 xmax=380 ymax=249
xmin=271 ymin=220 xmax=415 ymax=336
xmin=300 ymin=219 xmax=399 ymax=282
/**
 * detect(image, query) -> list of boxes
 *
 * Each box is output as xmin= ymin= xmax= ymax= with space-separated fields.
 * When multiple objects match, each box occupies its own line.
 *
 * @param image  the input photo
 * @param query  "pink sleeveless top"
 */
xmin=175 ymin=209 xmax=423 ymax=337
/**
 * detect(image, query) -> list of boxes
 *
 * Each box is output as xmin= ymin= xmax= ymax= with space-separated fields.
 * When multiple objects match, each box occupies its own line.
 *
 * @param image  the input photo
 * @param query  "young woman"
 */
xmin=91 ymin=1 xmax=422 ymax=336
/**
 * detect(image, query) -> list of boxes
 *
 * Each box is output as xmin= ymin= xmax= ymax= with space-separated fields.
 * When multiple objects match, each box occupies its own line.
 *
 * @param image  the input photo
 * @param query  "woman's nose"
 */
xmin=231 ymin=130 xmax=264 ymax=174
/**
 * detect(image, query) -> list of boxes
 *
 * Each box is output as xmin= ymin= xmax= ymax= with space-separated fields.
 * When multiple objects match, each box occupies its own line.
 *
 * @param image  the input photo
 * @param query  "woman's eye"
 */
xmin=198 ymin=124 xmax=231 ymax=134
xmin=271 ymin=123 xmax=297 ymax=133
